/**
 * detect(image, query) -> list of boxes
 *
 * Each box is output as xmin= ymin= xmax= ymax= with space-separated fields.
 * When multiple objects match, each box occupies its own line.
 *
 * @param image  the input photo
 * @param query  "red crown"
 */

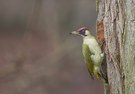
xmin=77 ymin=27 xmax=89 ymax=31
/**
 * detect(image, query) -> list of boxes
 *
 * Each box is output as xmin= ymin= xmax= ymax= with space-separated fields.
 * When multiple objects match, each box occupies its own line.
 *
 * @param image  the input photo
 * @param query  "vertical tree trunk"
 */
xmin=97 ymin=0 xmax=135 ymax=94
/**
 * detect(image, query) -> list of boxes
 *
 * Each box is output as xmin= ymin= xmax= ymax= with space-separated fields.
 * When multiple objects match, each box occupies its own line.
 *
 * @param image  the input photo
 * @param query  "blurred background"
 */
xmin=0 ymin=0 xmax=104 ymax=94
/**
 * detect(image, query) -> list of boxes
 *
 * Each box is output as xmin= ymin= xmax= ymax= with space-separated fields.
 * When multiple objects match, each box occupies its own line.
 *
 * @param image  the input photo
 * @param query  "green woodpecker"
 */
xmin=70 ymin=27 xmax=107 ymax=82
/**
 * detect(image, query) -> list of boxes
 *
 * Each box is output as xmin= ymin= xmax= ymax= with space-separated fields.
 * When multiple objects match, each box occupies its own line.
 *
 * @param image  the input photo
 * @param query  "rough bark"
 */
xmin=97 ymin=0 xmax=135 ymax=94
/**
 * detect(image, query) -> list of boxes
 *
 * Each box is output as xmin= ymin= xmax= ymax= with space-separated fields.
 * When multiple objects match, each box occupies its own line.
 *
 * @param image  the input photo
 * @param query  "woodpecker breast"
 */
xmin=83 ymin=36 xmax=103 ymax=65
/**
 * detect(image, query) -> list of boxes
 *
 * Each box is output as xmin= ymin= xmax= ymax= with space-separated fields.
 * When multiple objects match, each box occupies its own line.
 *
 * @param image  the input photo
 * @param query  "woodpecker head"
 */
xmin=70 ymin=27 xmax=91 ymax=37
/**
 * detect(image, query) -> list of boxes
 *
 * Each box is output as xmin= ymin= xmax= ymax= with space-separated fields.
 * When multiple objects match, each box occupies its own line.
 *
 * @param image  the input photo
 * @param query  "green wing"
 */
xmin=82 ymin=44 xmax=94 ymax=79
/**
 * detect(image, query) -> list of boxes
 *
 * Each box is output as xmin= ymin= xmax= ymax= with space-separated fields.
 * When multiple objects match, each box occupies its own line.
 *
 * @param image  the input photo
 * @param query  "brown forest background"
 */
xmin=0 ymin=0 xmax=104 ymax=94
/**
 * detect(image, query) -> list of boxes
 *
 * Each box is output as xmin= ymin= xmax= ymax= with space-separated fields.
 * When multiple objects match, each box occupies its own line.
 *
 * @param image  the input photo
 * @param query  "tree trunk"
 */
xmin=97 ymin=0 xmax=135 ymax=94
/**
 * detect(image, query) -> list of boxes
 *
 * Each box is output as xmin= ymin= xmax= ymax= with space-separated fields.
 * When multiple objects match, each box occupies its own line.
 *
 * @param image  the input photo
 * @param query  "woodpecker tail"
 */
xmin=87 ymin=69 xmax=94 ymax=80
xmin=93 ymin=67 xmax=108 ymax=83
xmin=100 ymin=70 xmax=108 ymax=83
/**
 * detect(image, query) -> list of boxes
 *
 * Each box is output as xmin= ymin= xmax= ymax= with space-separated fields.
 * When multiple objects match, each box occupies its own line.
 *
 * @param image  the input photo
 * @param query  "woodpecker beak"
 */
xmin=69 ymin=31 xmax=79 ymax=35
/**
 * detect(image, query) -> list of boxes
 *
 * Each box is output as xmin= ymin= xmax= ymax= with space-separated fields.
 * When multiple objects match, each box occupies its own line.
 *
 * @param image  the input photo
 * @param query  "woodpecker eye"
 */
xmin=81 ymin=30 xmax=85 ymax=33
xmin=79 ymin=30 xmax=86 ymax=36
